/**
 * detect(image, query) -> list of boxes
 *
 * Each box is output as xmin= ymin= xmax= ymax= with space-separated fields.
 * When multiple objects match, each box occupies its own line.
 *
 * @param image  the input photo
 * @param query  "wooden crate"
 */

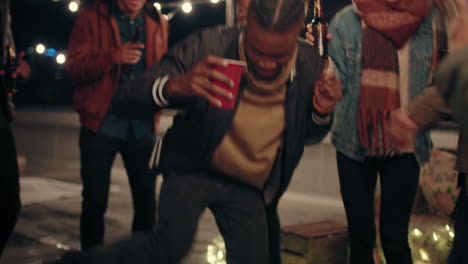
xmin=281 ymin=220 xmax=348 ymax=264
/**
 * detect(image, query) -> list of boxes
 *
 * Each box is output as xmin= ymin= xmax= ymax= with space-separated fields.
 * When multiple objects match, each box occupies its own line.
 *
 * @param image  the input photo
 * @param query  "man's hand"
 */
xmin=305 ymin=24 xmax=332 ymax=46
xmin=12 ymin=52 xmax=31 ymax=79
xmin=164 ymin=55 xmax=235 ymax=107
xmin=306 ymin=27 xmax=341 ymax=114
xmin=313 ymin=60 xmax=342 ymax=114
xmin=112 ymin=42 xmax=145 ymax=65
xmin=388 ymin=109 xmax=420 ymax=148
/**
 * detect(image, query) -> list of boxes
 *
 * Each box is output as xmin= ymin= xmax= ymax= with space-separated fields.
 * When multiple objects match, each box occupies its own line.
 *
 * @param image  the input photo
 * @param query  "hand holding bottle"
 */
xmin=313 ymin=59 xmax=342 ymax=114
xmin=115 ymin=26 xmax=144 ymax=74
xmin=305 ymin=25 xmax=332 ymax=51
xmin=112 ymin=42 xmax=145 ymax=65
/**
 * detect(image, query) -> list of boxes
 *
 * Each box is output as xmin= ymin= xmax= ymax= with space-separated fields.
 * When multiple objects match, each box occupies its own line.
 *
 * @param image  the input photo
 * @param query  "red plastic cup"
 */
xmin=210 ymin=59 xmax=246 ymax=109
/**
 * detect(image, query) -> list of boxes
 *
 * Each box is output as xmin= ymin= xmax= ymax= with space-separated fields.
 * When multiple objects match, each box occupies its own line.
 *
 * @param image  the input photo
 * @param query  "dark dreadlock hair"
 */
xmin=248 ymin=0 xmax=308 ymax=31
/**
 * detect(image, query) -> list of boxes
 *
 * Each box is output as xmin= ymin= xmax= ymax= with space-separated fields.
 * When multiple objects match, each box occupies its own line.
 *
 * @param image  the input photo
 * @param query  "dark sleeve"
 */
xmin=434 ymin=47 xmax=468 ymax=102
xmin=301 ymin=42 xmax=332 ymax=144
xmin=305 ymin=113 xmax=333 ymax=144
xmin=406 ymin=48 xmax=468 ymax=129
xmin=407 ymin=86 xmax=451 ymax=129
xmin=435 ymin=47 xmax=468 ymax=141
xmin=436 ymin=48 xmax=468 ymax=135
xmin=450 ymin=66 xmax=468 ymax=134
xmin=112 ymin=29 xmax=214 ymax=119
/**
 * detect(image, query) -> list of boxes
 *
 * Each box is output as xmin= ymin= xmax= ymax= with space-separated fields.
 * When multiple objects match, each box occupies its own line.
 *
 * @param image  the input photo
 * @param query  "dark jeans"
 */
xmin=62 ymin=170 xmax=270 ymax=264
xmin=265 ymin=201 xmax=281 ymax=264
xmin=79 ymin=127 xmax=156 ymax=250
xmin=448 ymin=176 xmax=467 ymax=264
xmin=336 ymin=151 xmax=420 ymax=264
xmin=0 ymin=126 xmax=21 ymax=258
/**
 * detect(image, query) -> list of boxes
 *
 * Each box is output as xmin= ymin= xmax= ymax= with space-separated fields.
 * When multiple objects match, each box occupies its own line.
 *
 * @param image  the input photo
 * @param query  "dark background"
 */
xmin=10 ymin=0 xmax=349 ymax=107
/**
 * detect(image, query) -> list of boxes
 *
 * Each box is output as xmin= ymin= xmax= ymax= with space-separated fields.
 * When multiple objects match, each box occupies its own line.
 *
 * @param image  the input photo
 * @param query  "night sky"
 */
xmin=10 ymin=0 xmax=349 ymax=106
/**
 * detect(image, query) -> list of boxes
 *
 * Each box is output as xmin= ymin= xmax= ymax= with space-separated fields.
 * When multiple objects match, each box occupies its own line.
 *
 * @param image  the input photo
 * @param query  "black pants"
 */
xmin=63 ymin=170 xmax=271 ymax=264
xmin=0 ymin=126 xmax=21 ymax=258
xmin=265 ymin=201 xmax=281 ymax=264
xmin=336 ymin=151 xmax=420 ymax=264
xmin=448 ymin=174 xmax=468 ymax=264
xmin=79 ymin=127 xmax=156 ymax=250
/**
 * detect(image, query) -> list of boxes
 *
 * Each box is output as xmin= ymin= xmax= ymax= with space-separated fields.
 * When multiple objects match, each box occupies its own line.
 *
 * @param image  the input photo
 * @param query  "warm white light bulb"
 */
xmin=56 ymin=53 xmax=66 ymax=64
xmin=413 ymin=228 xmax=423 ymax=237
xmin=210 ymin=0 xmax=220 ymax=3
xmin=36 ymin=44 xmax=46 ymax=54
xmin=420 ymin=249 xmax=429 ymax=261
xmin=182 ymin=2 xmax=192 ymax=13
xmin=69 ymin=1 xmax=79 ymax=12
xmin=206 ymin=255 xmax=216 ymax=263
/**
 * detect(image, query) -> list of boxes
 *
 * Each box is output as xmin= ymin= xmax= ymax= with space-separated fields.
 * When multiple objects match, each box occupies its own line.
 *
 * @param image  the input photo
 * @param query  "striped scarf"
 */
xmin=353 ymin=0 xmax=446 ymax=155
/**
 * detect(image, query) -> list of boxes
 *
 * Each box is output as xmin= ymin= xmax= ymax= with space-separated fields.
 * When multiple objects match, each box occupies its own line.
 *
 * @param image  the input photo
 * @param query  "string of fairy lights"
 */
xmin=206 ymin=223 xmax=456 ymax=264
xmin=61 ymin=0 xmax=226 ymax=17
xmin=408 ymin=224 xmax=455 ymax=264
xmin=34 ymin=0 xmax=227 ymax=65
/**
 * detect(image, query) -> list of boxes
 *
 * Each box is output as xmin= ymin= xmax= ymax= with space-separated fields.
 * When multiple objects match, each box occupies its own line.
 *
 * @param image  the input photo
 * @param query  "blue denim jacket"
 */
xmin=329 ymin=5 xmax=438 ymax=165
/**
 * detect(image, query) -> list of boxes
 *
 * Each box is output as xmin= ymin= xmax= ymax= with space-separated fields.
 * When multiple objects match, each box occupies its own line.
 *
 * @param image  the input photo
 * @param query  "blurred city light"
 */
xmin=36 ymin=44 xmax=46 ymax=54
xmin=56 ymin=53 xmax=66 ymax=64
xmin=45 ymin=48 xmax=58 ymax=57
xmin=154 ymin=2 xmax=162 ymax=10
xmin=69 ymin=1 xmax=79 ymax=12
xmin=182 ymin=2 xmax=193 ymax=13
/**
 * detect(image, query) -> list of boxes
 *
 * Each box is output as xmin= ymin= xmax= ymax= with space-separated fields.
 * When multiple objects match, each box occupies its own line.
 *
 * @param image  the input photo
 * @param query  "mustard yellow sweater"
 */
xmin=211 ymin=37 xmax=297 ymax=188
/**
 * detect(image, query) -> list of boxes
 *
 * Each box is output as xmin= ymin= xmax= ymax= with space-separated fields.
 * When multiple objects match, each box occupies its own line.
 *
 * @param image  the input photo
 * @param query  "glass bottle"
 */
xmin=310 ymin=0 xmax=328 ymax=59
